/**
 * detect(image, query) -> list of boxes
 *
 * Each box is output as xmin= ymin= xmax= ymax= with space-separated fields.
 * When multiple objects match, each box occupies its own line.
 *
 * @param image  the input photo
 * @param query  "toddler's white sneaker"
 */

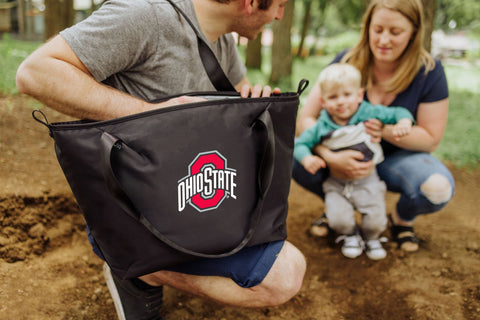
xmin=365 ymin=239 xmax=387 ymax=260
xmin=337 ymin=234 xmax=363 ymax=259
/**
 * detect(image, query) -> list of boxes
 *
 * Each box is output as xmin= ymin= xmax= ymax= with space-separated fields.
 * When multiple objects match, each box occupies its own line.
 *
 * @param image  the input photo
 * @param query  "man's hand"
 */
xmin=301 ymin=155 xmax=326 ymax=175
xmin=151 ymin=83 xmax=281 ymax=113
xmin=240 ymin=84 xmax=281 ymax=98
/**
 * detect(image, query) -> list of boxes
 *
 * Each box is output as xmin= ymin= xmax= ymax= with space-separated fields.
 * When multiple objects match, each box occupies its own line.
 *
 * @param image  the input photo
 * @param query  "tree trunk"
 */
xmin=308 ymin=0 xmax=328 ymax=56
xmin=0 ymin=1 xmax=16 ymax=34
xmin=296 ymin=0 xmax=312 ymax=59
xmin=422 ymin=0 xmax=435 ymax=52
xmin=17 ymin=0 xmax=25 ymax=37
xmin=245 ymin=33 xmax=263 ymax=69
xmin=44 ymin=0 xmax=74 ymax=41
xmin=269 ymin=0 xmax=294 ymax=87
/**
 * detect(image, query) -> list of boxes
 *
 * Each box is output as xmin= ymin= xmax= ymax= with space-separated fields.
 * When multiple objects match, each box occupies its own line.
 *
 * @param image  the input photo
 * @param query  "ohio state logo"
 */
xmin=177 ymin=151 xmax=237 ymax=212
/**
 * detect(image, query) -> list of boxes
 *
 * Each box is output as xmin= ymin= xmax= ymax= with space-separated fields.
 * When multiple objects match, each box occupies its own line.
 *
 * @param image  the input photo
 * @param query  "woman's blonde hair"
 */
xmin=341 ymin=0 xmax=435 ymax=94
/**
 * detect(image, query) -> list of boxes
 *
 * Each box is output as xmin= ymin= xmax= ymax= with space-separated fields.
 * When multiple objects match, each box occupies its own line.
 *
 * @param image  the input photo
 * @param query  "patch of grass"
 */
xmin=444 ymin=63 xmax=480 ymax=92
xmin=435 ymin=63 xmax=480 ymax=167
xmin=292 ymin=55 xmax=332 ymax=105
xmin=0 ymin=34 xmax=41 ymax=95
xmin=433 ymin=89 xmax=480 ymax=167
xmin=244 ymin=52 xmax=333 ymax=105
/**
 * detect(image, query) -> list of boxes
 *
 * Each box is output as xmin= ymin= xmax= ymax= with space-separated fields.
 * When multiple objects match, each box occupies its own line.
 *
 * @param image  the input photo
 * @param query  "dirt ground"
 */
xmin=1 ymin=95 xmax=479 ymax=320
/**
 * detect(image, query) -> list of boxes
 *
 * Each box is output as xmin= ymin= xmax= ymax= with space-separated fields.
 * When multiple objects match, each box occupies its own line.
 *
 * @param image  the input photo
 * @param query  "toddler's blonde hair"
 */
xmin=317 ymin=63 xmax=362 ymax=97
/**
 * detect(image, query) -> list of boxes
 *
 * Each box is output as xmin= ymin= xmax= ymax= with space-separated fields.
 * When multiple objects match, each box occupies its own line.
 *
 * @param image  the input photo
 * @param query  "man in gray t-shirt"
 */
xmin=60 ymin=0 xmax=247 ymax=101
xmin=17 ymin=0 xmax=305 ymax=319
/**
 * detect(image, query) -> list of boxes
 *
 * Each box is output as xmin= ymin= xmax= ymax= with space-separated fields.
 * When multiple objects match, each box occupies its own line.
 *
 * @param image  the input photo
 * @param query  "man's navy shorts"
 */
xmin=166 ymin=240 xmax=284 ymax=288
xmin=87 ymin=226 xmax=284 ymax=288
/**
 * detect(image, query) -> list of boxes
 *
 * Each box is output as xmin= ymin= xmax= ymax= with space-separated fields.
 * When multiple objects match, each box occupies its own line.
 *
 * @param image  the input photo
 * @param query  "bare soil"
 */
xmin=1 ymin=95 xmax=479 ymax=320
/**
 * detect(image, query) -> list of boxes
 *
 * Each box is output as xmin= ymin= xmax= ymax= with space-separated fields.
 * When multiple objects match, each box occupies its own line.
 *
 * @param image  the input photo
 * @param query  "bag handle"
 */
xmin=166 ymin=0 xmax=236 ymax=92
xmin=100 ymin=108 xmax=275 ymax=258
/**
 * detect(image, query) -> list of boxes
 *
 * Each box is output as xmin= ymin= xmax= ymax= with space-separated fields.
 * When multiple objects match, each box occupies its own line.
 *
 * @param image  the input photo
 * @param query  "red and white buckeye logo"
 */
xmin=178 ymin=151 xmax=237 ymax=212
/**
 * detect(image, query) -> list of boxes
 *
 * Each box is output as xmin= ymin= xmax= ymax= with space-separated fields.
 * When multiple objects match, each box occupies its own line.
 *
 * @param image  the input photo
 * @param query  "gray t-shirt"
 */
xmin=60 ymin=0 xmax=246 ymax=101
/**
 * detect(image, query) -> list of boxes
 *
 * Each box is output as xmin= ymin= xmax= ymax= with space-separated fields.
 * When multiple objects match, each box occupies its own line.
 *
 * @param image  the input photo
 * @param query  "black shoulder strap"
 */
xmin=166 ymin=0 xmax=236 ymax=92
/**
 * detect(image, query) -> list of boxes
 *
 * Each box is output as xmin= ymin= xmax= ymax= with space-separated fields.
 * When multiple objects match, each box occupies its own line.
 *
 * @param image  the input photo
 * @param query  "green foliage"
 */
xmin=435 ymin=0 xmax=480 ymax=31
xmin=297 ymin=0 xmax=480 ymax=36
xmin=315 ymin=30 xmax=359 ymax=55
xmin=329 ymin=0 xmax=365 ymax=27
xmin=321 ymin=5 xmax=347 ymax=36
xmin=300 ymin=0 xmax=364 ymax=38
xmin=0 ymin=34 xmax=41 ymax=95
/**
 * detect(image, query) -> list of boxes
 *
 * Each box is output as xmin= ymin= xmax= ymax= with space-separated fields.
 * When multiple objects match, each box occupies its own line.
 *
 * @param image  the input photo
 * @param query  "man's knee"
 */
xmin=255 ymin=241 xmax=306 ymax=306
xmin=420 ymin=173 xmax=453 ymax=205
xmin=276 ymin=242 xmax=306 ymax=297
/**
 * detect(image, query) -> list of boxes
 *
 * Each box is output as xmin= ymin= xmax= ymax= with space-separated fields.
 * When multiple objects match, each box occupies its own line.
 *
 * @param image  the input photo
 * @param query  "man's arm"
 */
xmin=16 ymin=35 xmax=202 ymax=121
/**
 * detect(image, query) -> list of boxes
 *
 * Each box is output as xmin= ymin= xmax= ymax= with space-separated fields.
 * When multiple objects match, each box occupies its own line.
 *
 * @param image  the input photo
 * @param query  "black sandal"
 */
xmin=310 ymin=213 xmax=330 ymax=237
xmin=389 ymin=216 xmax=419 ymax=251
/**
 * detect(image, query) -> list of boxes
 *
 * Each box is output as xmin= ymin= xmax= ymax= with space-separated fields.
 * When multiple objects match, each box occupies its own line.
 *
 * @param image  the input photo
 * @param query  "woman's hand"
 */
xmin=315 ymin=145 xmax=374 ymax=180
xmin=364 ymin=119 xmax=384 ymax=143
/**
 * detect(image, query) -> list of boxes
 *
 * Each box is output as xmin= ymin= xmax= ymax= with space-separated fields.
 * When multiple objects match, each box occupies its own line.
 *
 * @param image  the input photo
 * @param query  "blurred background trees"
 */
xmin=2 ymin=0 xmax=479 ymax=166
xmin=44 ymin=0 xmax=74 ymax=40
xmin=2 ymin=0 xmax=480 ymax=86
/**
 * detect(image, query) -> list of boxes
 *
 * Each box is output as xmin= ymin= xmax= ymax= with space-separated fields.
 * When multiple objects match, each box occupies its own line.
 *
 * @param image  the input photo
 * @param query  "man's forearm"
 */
xmin=17 ymin=55 xmax=150 ymax=121
xmin=16 ymin=34 xmax=153 ymax=120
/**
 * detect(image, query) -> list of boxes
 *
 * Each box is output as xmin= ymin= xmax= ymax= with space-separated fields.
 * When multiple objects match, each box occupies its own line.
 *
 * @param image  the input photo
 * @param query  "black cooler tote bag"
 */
xmin=33 ymin=80 xmax=308 ymax=279
xmin=32 ymin=0 xmax=309 ymax=279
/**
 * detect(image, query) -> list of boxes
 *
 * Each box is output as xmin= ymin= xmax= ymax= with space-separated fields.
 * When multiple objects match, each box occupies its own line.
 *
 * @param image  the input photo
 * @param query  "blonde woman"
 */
xmin=293 ymin=0 xmax=454 ymax=252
